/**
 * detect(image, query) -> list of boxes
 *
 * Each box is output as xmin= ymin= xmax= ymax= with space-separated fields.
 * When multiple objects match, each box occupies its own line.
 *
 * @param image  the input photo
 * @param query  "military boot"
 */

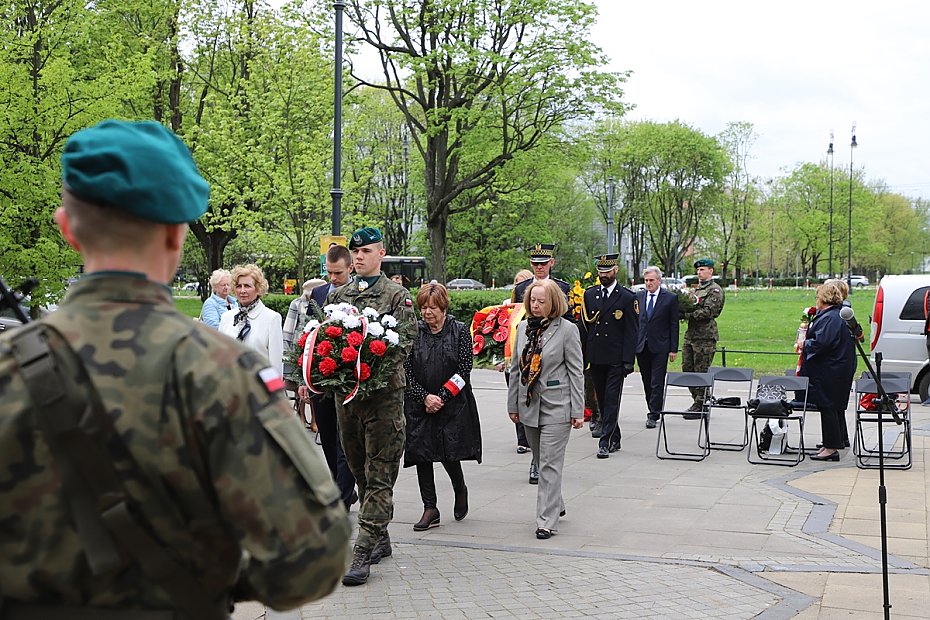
xmin=342 ymin=545 xmax=372 ymax=586
xmin=370 ymin=532 xmax=392 ymax=564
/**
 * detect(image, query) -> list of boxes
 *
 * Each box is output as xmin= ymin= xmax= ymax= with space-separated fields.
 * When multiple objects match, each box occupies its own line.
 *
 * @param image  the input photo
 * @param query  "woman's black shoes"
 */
xmin=454 ymin=486 xmax=469 ymax=521
xmin=413 ymin=508 xmax=441 ymax=531
xmin=811 ymin=451 xmax=840 ymax=461
xmin=535 ymin=528 xmax=552 ymax=539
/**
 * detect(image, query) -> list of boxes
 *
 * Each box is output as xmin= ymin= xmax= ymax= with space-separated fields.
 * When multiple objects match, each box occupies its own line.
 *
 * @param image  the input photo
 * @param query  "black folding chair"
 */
xmin=747 ymin=375 xmax=809 ymax=467
xmin=853 ymin=374 xmax=912 ymax=470
xmin=656 ymin=372 xmax=715 ymax=462
xmin=703 ymin=366 xmax=753 ymax=451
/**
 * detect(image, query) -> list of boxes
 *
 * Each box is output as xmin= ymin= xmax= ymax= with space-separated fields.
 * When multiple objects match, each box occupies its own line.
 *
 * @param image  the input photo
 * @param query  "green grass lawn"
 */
xmin=174 ymin=286 xmax=876 ymax=377
xmin=669 ymin=286 xmax=874 ymax=376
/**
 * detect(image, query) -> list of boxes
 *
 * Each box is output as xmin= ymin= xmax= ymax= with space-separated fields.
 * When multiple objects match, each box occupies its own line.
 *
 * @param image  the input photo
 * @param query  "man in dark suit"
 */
xmin=580 ymin=253 xmax=638 ymax=458
xmin=636 ymin=266 xmax=680 ymax=429
xmin=299 ymin=243 xmax=358 ymax=509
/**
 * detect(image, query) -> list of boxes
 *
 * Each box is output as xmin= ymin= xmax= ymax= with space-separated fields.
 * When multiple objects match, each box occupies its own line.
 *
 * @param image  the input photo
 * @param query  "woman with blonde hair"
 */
xmin=798 ymin=282 xmax=857 ymax=461
xmin=507 ymin=279 xmax=584 ymax=539
xmin=219 ymin=264 xmax=284 ymax=373
xmin=199 ymin=269 xmax=237 ymax=328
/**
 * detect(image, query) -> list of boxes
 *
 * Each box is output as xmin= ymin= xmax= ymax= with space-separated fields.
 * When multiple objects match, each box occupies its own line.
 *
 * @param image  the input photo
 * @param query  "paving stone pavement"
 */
xmin=233 ymin=369 xmax=930 ymax=619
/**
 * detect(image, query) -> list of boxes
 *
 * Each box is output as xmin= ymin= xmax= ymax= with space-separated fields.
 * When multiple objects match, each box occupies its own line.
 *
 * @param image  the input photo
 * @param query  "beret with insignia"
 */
xmin=61 ymin=119 xmax=209 ymax=224
xmin=693 ymin=258 xmax=715 ymax=269
xmin=349 ymin=226 xmax=383 ymax=249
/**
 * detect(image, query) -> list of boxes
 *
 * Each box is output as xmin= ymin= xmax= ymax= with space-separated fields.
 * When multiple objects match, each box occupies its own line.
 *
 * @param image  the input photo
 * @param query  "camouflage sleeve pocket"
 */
xmin=259 ymin=411 xmax=341 ymax=507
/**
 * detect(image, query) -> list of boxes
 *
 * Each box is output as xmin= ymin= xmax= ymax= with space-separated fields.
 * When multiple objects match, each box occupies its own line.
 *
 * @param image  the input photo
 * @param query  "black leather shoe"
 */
xmin=528 ymin=463 xmax=539 ymax=485
xmin=811 ymin=451 xmax=840 ymax=461
xmin=535 ymin=527 xmax=552 ymax=539
xmin=413 ymin=508 xmax=440 ymax=531
xmin=646 ymin=418 xmax=657 ymax=429
xmin=342 ymin=545 xmax=371 ymax=586
xmin=454 ymin=486 xmax=468 ymax=521
xmin=370 ymin=532 xmax=392 ymax=564
xmin=596 ymin=446 xmax=609 ymax=459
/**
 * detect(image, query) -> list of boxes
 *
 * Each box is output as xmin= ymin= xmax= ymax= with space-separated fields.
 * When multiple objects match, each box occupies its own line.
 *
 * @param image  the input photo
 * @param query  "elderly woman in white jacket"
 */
xmin=219 ymin=263 xmax=283 ymax=374
xmin=508 ymin=279 xmax=584 ymax=540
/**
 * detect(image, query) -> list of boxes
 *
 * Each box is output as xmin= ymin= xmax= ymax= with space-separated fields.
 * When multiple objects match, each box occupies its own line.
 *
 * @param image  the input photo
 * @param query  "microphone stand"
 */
xmin=851 ymin=339 xmax=900 ymax=620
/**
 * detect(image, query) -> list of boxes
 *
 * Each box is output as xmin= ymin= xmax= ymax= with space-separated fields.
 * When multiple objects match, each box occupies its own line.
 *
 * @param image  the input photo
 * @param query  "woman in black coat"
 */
xmin=404 ymin=283 xmax=482 ymax=530
xmin=799 ymin=282 xmax=857 ymax=461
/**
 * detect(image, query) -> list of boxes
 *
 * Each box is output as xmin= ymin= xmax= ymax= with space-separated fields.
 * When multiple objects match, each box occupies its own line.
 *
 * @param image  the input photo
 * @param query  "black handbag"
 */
xmin=748 ymin=383 xmax=792 ymax=417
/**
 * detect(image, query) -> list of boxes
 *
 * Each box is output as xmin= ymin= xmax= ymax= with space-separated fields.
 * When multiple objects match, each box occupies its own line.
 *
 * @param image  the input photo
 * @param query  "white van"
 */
xmin=869 ymin=275 xmax=930 ymax=399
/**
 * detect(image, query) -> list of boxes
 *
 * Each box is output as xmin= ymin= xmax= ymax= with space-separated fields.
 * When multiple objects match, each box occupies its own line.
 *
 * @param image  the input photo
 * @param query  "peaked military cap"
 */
xmin=349 ymin=226 xmax=383 ymax=249
xmin=529 ymin=243 xmax=556 ymax=263
xmin=61 ymin=119 xmax=209 ymax=224
xmin=693 ymin=258 xmax=715 ymax=269
xmin=595 ymin=253 xmax=619 ymax=272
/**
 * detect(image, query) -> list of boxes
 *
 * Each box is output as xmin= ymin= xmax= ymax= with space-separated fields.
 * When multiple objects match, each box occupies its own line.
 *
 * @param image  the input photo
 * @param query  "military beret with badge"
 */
xmin=349 ymin=226 xmax=383 ymax=249
xmin=693 ymin=258 xmax=715 ymax=269
xmin=61 ymin=119 xmax=210 ymax=224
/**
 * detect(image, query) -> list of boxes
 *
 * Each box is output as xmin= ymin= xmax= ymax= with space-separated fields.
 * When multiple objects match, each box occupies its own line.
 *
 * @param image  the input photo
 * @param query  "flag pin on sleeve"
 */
xmin=259 ymin=367 xmax=285 ymax=394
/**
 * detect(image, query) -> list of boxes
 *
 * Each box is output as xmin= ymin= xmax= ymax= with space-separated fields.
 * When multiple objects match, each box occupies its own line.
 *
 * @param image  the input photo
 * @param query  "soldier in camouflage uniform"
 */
xmin=326 ymin=227 xmax=417 ymax=586
xmin=0 ymin=120 xmax=350 ymax=619
xmin=680 ymin=258 xmax=726 ymax=411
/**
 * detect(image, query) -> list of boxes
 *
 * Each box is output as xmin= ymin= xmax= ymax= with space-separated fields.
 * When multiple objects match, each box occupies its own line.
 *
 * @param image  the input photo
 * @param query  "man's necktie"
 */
xmin=647 ymin=293 xmax=655 ymax=318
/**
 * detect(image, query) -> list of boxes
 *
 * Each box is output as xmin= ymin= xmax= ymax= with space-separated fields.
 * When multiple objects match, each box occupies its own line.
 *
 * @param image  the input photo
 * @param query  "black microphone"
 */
xmin=839 ymin=305 xmax=863 ymax=339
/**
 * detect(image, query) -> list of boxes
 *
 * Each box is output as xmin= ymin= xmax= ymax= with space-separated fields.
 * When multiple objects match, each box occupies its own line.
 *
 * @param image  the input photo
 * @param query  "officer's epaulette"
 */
xmin=580 ymin=289 xmax=599 ymax=323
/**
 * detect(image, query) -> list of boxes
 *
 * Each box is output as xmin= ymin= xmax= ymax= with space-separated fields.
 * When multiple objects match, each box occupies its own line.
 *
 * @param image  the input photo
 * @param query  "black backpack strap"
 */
xmin=9 ymin=324 xmax=227 ymax=620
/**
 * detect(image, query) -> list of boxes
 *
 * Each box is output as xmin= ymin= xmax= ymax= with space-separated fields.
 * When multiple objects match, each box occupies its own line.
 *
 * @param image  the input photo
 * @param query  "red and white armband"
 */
xmin=442 ymin=373 xmax=466 ymax=397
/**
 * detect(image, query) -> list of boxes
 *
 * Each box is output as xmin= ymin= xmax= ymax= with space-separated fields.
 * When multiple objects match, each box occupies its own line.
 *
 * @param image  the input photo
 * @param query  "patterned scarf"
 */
xmin=233 ymin=299 xmax=259 ymax=341
xmin=519 ymin=315 xmax=551 ymax=406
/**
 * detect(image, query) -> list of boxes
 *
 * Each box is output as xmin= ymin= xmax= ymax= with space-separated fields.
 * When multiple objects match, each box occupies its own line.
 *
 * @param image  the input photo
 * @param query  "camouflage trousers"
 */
xmin=336 ymin=388 xmax=405 ymax=550
xmin=681 ymin=338 xmax=717 ymax=404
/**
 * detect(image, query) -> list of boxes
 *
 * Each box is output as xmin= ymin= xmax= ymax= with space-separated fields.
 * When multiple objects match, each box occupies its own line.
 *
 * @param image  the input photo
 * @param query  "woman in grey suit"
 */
xmin=508 ymin=279 xmax=584 ymax=539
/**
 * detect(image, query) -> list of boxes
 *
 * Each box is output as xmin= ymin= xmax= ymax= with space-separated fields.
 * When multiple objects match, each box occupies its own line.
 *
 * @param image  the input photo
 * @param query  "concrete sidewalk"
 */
xmin=234 ymin=369 xmax=930 ymax=619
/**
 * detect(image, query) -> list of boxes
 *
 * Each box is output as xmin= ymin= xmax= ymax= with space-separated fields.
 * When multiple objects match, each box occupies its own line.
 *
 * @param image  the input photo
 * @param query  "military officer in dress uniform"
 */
xmin=580 ymin=254 xmax=639 ymax=458
xmin=510 ymin=243 xmax=573 ymax=484
xmin=681 ymin=258 xmax=725 ymax=413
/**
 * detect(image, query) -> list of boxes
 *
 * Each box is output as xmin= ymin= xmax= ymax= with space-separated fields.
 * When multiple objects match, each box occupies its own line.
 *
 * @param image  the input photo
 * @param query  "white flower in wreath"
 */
xmin=384 ymin=329 xmax=399 ymax=346
xmin=367 ymin=322 xmax=385 ymax=337
xmin=343 ymin=314 xmax=362 ymax=329
xmin=322 ymin=304 xmax=337 ymax=315
xmin=362 ymin=307 xmax=380 ymax=319
xmin=381 ymin=314 xmax=398 ymax=328
xmin=329 ymin=309 xmax=348 ymax=323
xmin=303 ymin=319 xmax=320 ymax=333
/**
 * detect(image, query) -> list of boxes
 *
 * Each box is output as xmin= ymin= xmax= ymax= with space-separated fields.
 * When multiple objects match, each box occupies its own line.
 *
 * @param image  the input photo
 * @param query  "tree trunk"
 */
xmin=429 ymin=207 xmax=448 ymax=282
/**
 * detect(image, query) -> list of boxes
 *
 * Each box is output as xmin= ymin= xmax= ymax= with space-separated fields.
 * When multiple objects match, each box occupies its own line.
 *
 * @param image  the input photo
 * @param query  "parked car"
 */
xmin=848 ymin=274 xmax=869 ymax=288
xmin=182 ymin=282 xmax=200 ymax=291
xmin=869 ymin=275 xmax=930 ymax=400
xmin=662 ymin=277 xmax=684 ymax=290
xmin=446 ymin=278 xmax=486 ymax=290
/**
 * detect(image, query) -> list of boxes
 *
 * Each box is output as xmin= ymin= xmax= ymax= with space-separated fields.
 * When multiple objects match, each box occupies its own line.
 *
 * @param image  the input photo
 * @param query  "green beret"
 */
xmin=694 ymin=258 xmax=715 ymax=269
xmin=61 ymin=119 xmax=209 ymax=224
xmin=349 ymin=226 xmax=383 ymax=249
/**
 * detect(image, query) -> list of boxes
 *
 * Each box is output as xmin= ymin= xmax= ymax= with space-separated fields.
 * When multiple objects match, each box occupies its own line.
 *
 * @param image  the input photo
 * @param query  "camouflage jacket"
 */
xmin=0 ymin=274 xmax=350 ymax=611
xmin=326 ymin=272 xmax=416 ymax=394
xmin=681 ymin=279 xmax=725 ymax=341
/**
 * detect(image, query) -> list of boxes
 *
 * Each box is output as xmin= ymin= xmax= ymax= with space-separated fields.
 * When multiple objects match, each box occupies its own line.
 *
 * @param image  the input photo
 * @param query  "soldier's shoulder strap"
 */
xmin=8 ymin=322 xmax=228 ymax=620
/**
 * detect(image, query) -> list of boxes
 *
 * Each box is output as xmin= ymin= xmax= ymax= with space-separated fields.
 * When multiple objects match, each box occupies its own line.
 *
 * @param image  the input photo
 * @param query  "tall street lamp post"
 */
xmin=828 ymin=132 xmax=834 ymax=277
xmin=606 ymin=177 xmax=615 ymax=254
xmin=330 ymin=0 xmax=346 ymax=235
xmin=847 ymin=123 xmax=857 ymax=291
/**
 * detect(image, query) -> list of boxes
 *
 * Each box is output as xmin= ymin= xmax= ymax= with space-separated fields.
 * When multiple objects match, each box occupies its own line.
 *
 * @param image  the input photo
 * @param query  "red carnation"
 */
xmin=341 ymin=346 xmax=359 ymax=363
xmin=369 ymin=339 xmax=387 ymax=357
xmin=325 ymin=325 xmax=343 ymax=338
xmin=359 ymin=363 xmax=371 ymax=381
xmin=318 ymin=357 xmax=338 ymax=376
xmin=297 ymin=332 xmax=309 ymax=349
xmin=316 ymin=340 xmax=334 ymax=356
xmin=473 ymin=334 xmax=485 ymax=355
xmin=346 ymin=330 xmax=364 ymax=347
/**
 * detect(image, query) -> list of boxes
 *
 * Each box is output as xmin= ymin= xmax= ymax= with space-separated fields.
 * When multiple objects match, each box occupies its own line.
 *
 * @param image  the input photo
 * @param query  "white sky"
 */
xmin=590 ymin=0 xmax=930 ymax=198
